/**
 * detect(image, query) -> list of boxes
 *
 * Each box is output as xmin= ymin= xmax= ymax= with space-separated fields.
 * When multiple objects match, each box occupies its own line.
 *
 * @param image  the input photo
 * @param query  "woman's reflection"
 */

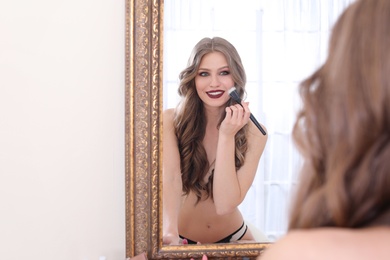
xmin=163 ymin=37 xmax=268 ymax=245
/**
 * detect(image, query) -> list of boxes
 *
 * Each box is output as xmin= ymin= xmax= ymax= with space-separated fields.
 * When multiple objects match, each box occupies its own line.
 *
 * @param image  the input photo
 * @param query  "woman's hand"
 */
xmin=162 ymin=233 xmax=180 ymax=245
xmin=220 ymin=102 xmax=251 ymax=136
xmin=191 ymin=255 xmax=208 ymax=260
xmin=162 ymin=233 xmax=188 ymax=245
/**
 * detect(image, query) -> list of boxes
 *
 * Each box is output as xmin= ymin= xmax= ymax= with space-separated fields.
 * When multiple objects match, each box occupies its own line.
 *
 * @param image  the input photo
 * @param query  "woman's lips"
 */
xmin=206 ymin=90 xmax=225 ymax=99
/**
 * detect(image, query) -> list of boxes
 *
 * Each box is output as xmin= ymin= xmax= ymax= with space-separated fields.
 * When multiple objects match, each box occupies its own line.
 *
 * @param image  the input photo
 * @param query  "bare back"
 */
xmin=260 ymin=227 xmax=390 ymax=260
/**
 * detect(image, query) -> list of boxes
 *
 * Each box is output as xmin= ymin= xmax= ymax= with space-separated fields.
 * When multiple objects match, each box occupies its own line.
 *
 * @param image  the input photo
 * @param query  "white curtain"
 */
xmin=163 ymin=0 xmax=355 ymax=242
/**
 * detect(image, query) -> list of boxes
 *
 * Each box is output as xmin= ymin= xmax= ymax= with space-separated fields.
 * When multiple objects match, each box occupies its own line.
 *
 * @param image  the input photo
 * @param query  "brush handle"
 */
xmin=249 ymin=113 xmax=267 ymax=135
xmin=229 ymin=89 xmax=267 ymax=135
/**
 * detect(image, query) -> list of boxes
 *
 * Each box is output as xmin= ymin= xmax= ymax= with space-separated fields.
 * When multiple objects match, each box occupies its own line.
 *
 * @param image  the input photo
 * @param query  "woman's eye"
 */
xmin=220 ymin=70 xmax=230 ymax=75
xmin=199 ymin=72 xmax=209 ymax=77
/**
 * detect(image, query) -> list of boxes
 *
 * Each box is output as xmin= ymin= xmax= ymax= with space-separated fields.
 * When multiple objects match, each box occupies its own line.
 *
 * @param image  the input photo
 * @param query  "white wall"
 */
xmin=0 ymin=1 xmax=125 ymax=260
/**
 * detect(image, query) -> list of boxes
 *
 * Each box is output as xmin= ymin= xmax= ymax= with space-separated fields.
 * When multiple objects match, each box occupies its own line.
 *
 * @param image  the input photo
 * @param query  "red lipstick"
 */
xmin=206 ymin=90 xmax=225 ymax=99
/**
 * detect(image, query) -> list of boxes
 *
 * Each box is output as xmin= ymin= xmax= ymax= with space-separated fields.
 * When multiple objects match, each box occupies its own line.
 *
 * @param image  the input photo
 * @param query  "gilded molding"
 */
xmin=125 ymin=0 xmax=269 ymax=259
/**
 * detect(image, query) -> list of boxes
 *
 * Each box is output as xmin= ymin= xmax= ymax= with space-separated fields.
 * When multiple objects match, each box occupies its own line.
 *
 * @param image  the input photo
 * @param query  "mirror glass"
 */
xmin=162 ymin=0 xmax=355 ymax=244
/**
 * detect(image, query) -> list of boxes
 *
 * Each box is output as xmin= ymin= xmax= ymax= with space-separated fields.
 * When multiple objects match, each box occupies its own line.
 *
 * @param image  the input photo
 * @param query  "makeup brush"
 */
xmin=228 ymin=87 xmax=267 ymax=135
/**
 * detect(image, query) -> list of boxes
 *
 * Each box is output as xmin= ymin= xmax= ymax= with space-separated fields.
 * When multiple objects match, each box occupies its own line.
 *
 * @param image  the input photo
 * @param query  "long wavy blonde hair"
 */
xmin=174 ymin=37 xmax=248 ymax=202
xmin=289 ymin=0 xmax=390 ymax=229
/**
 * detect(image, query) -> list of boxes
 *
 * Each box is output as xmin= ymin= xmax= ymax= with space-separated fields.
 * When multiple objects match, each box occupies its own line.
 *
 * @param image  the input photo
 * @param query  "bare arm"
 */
xmin=213 ymin=102 xmax=267 ymax=215
xmin=162 ymin=109 xmax=183 ymax=245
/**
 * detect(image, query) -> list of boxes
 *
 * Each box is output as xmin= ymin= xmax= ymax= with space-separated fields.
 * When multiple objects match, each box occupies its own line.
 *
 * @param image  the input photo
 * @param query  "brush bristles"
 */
xmin=228 ymin=87 xmax=236 ymax=94
xmin=228 ymin=87 xmax=241 ymax=103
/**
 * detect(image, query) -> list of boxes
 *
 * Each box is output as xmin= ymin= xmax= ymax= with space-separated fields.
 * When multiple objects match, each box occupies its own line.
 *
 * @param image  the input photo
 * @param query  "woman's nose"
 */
xmin=210 ymin=75 xmax=220 ymax=87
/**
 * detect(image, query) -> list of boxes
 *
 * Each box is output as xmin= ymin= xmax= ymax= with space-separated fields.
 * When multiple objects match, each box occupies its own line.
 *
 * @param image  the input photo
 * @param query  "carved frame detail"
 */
xmin=125 ymin=0 xmax=269 ymax=259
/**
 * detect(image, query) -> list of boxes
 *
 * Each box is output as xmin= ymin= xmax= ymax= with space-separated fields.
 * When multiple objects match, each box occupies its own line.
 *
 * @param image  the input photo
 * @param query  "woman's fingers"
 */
xmin=225 ymin=103 xmax=250 ymax=123
xmin=163 ymin=234 xmax=184 ymax=245
xmin=222 ymin=102 xmax=252 ymax=135
xmin=241 ymin=102 xmax=251 ymax=119
xmin=190 ymin=256 xmax=207 ymax=260
xmin=230 ymin=104 xmax=241 ymax=120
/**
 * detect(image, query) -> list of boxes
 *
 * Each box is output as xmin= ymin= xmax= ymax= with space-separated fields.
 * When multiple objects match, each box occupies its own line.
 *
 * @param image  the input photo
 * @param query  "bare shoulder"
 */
xmin=163 ymin=108 xmax=176 ymax=132
xmin=260 ymin=227 xmax=390 ymax=260
xmin=163 ymin=108 xmax=175 ymax=123
xmin=163 ymin=108 xmax=180 ymax=165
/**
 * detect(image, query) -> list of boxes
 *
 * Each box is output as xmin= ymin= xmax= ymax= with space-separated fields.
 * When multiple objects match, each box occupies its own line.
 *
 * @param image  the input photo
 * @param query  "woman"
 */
xmin=163 ymin=37 xmax=267 ymax=245
xmin=262 ymin=0 xmax=390 ymax=259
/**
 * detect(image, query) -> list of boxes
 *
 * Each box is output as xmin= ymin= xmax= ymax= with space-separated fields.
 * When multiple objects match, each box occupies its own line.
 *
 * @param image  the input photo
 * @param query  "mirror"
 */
xmin=162 ymin=0 xmax=276 ymax=245
xmin=125 ymin=0 xmax=268 ymax=258
xmin=125 ymin=0 xmax=355 ymax=259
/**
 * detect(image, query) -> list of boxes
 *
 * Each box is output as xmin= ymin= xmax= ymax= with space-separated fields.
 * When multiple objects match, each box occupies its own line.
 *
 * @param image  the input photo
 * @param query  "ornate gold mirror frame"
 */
xmin=125 ymin=0 xmax=270 ymax=259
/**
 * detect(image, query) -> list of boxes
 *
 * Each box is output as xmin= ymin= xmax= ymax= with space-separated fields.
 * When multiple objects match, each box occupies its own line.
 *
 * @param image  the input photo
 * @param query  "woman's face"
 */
xmin=195 ymin=51 xmax=234 ymax=109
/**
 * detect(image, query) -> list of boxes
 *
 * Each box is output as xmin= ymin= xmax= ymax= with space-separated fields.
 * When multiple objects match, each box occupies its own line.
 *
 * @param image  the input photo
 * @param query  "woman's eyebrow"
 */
xmin=198 ymin=65 xmax=229 ymax=71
